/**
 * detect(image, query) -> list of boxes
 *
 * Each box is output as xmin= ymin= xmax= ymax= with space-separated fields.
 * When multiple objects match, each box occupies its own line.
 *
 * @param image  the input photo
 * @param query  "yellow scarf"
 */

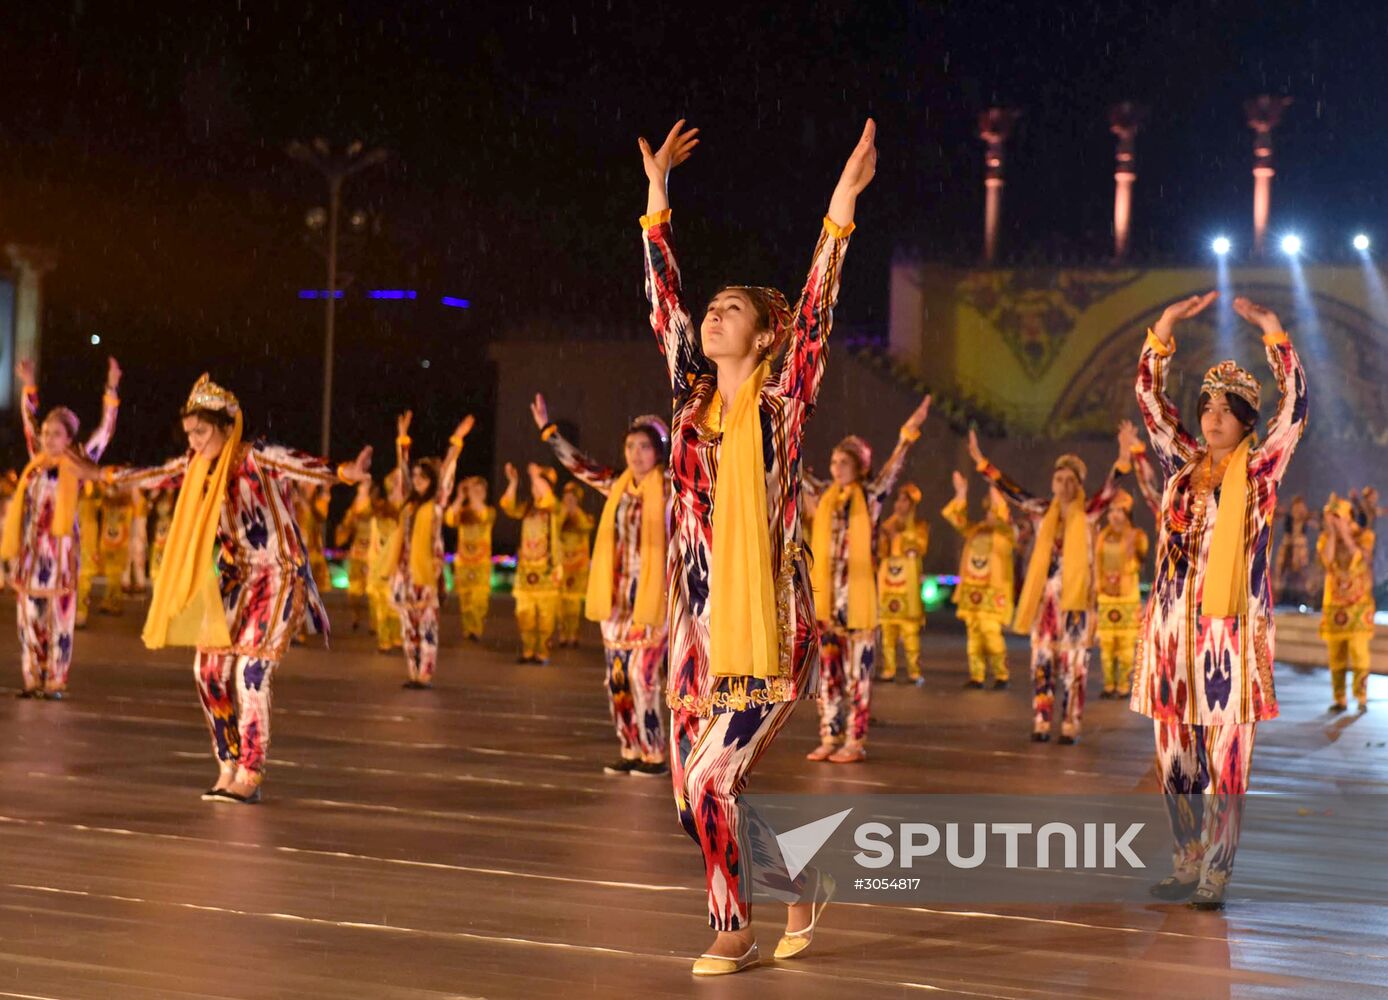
xmin=586 ymin=465 xmax=666 ymax=626
xmin=709 ymin=362 xmax=780 ymax=678
xmin=811 ymin=482 xmax=877 ymax=630
xmin=142 ymin=412 xmax=243 ymax=650
xmin=2 ymin=452 xmax=82 ymax=559
xmin=384 ymin=500 xmax=439 ymax=588
xmin=1201 ymin=436 xmax=1252 ymax=618
xmin=1012 ymin=493 xmax=1090 ymax=635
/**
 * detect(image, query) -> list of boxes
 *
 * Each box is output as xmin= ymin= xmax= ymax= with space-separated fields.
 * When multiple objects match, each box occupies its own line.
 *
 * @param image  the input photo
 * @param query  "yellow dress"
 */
xmin=98 ymin=489 xmax=133 ymax=614
xmin=942 ymin=497 xmax=1016 ymax=683
xmin=1320 ymin=529 xmax=1376 ymax=707
xmin=75 ymin=484 xmax=103 ymax=626
xmin=1094 ymin=525 xmax=1149 ymax=695
xmin=558 ymin=508 xmax=595 ymax=644
xmin=877 ymin=517 xmax=928 ymax=680
xmin=367 ymin=505 xmax=402 ymax=651
xmin=445 ymin=504 xmax=496 ymax=640
xmin=501 ymin=494 xmax=562 ymax=661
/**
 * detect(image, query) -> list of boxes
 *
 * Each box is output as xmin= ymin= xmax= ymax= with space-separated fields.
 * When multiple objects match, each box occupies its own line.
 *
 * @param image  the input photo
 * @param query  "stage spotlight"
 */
xmin=1281 ymin=234 xmax=1303 ymax=256
xmin=1353 ymin=233 xmax=1371 ymax=252
xmin=1211 ymin=236 xmax=1232 ymax=256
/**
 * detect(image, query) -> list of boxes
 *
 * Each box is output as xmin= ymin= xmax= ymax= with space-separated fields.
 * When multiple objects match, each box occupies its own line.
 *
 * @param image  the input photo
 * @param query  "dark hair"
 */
xmin=712 ymin=286 xmax=774 ymax=332
xmin=180 ymin=406 xmax=236 ymax=431
xmin=625 ymin=424 xmax=669 ymax=465
xmin=406 ymin=458 xmax=441 ymax=507
xmin=1197 ymin=391 xmax=1258 ymax=435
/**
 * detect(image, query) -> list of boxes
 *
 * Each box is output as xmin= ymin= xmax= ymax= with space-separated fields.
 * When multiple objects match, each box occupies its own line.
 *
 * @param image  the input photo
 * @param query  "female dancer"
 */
xmin=106 ymin=373 xmax=371 ymax=801
xmin=97 ymin=484 xmax=133 ymax=614
xmin=942 ymin=471 xmax=1016 ymax=688
xmin=532 ymin=393 xmax=671 ymax=776
xmin=499 ymin=461 xmax=562 ymax=664
xmin=368 ymin=471 xmax=404 ymax=653
xmin=1318 ymin=495 xmax=1375 ymax=713
xmin=75 ymin=482 xmax=102 ymax=627
xmin=802 ymin=393 xmax=931 ymax=763
xmin=444 ymin=476 xmax=495 ymax=642
xmin=640 ymin=116 xmax=875 ymax=974
xmin=387 ymin=410 xmax=473 ymax=689
xmin=5 ymin=357 xmax=121 ymax=697
xmin=968 ymin=425 xmax=1130 ymax=744
xmin=1133 ymin=292 xmax=1307 ymax=909
xmin=148 ymin=488 xmax=175 ymax=583
xmin=1273 ymin=496 xmax=1317 ymax=606
xmin=876 ymin=483 xmax=930 ymax=685
xmin=556 ymin=482 xmax=595 ymax=647
xmin=336 ymin=480 xmax=374 ymax=631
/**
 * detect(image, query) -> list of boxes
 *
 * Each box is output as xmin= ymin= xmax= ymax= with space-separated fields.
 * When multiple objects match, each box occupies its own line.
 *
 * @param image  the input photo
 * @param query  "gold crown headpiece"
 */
xmin=1201 ymin=361 xmax=1260 ymax=410
xmin=183 ymin=373 xmax=240 ymax=415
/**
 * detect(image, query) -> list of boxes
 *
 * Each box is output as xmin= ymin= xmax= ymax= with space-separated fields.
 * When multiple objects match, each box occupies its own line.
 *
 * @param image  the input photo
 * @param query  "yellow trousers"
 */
xmin=879 ymin=620 xmax=921 ymax=680
xmin=559 ymin=594 xmax=584 ymax=644
xmin=1098 ymin=629 xmax=1137 ymax=694
xmin=99 ymin=551 xmax=128 ymax=613
xmin=1327 ymin=634 xmax=1372 ymax=705
xmin=965 ymin=618 xmax=1008 ymax=683
xmin=458 ymin=585 xmax=490 ymax=639
xmin=369 ymin=582 xmax=401 ymax=650
xmin=76 ymin=556 xmax=98 ymax=627
xmin=515 ymin=591 xmax=559 ymax=661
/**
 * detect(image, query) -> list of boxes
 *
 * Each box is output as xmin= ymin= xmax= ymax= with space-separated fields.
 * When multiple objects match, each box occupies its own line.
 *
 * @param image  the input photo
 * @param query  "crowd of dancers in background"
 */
xmin=0 ymin=116 xmax=1373 ymax=971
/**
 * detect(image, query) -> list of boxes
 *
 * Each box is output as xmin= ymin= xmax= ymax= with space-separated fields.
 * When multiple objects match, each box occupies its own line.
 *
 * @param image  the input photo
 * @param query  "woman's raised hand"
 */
xmin=345 ymin=446 xmax=373 ymax=483
xmin=827 ymin=119 xmax=877 ymax=227
xmin=397 ymin=410 xmax=413 ymax=438
xmin=1117 ymin=419 xmax=1140 ymax=454
xmin=952 ymin=469 xmax=968 ymax=499
xmin=1151 ymin=292 xmax=1217 ymax=347
xmin=106 ymin=357 xmax=122 ymax=391
xmin=503 ymin=462 xmax=519 ymax=483
xmin=905 ymin=393 xmax=932 ymax=433
xmin=1232 ymin=296 xmax=1283 ymax=337
xmin=454 ymin=415 xmax=475 ymax=441
xmin=15 ymin=359 xmax=34 ymax=388
xmin=638 ymin=119 xmax=699 ymax=187
xmin=966 ymin=427 xmax=985 ymax=467
xmin=530 ymin=393 xmax=550 ymax=431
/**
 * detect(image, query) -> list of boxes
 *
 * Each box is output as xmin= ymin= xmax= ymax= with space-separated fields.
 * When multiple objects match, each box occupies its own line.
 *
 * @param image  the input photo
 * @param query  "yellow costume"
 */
xmin=1094 ymin=494 xmax=1150 ymax=697
xmin=445 ymin=501 xmax=496 ymax=640
xmin=98 ymin=488 xmax=133 ymax=614
xmin=943 ymin=493 xmax=1015 ymax=684
xmin=336 ymin=490 xmax=373 ymax=629
xmin=148 ymin=491 xmax=174 ymax=583
xmin=501 ymin=489 xmax=562 ymax=663
xmin=297 ymin=489 xmax=331 ymax=592
xmin=877 ymin=507 xmax=929 ymax=682
xmin=367 ymin=503 xmax=402 ymax=651
xmin=557 ymin=497 xmax=594 ymax=645
xmin=1319 ymin=499 xmax=1376 ymax=710
xmin=75 ymin=483 xmax=102 ymax=626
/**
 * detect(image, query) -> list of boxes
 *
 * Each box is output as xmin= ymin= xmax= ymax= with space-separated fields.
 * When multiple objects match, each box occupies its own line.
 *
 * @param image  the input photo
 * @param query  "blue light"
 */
xmin=1354 ymin=233 xmax=1371 ymax=252
xmin=298 ymin=290 xmax=344 ymax=299
xmin=1280 ymin=233 xmax=1302 ymax=256
xmin=367 ymin=289 xmax=418 ymax=300
xmin=441 ymin=296 xmax=471 ymax=309
xmin=1211 ymin=236 xmax=1231 ymax=256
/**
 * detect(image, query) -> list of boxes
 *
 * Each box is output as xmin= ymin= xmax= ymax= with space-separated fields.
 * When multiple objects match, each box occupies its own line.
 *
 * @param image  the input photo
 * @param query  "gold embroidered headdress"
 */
xmin=1201 ymin=361 xmax=1260 ymax=410
xmin=182 ymin=373 xmax=240 ymax=416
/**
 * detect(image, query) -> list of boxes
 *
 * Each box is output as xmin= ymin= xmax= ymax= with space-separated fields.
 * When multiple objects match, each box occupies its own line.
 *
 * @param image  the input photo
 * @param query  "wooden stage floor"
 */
xmin=1 ymin=595 xmax=1386 ymax=999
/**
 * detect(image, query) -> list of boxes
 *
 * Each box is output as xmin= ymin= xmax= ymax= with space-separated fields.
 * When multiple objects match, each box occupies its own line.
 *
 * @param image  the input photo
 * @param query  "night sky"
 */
xmin=0 ymin=0 xmax=1379 ymax=467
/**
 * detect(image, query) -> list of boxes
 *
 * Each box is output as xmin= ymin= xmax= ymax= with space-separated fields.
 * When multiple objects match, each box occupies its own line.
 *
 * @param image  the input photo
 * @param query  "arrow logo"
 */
xmin=775 ymin=808 xmax=854 ymax=880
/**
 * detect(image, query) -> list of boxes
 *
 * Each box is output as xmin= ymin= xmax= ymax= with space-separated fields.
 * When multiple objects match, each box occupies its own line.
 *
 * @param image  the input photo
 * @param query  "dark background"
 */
xmin=0 ymin=0 xmax=1376 ymax=473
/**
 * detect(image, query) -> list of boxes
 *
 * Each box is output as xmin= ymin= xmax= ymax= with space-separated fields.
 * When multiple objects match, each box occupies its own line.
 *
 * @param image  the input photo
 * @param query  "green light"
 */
xmin=328 ymin=562 xmax=349 ymax=590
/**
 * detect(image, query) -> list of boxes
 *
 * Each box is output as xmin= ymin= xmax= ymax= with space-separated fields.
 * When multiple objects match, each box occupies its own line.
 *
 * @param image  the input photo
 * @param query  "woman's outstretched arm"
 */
xmin=1136 ymin=293 xmax=1214 ymax=476
xmin=771 ymin=119 xmax=876 ymax=405
xmin=639 ymin=120 xmax=705 ymax=400
xmin=532 ymin=393 xmax=618 ymax=496
xmin=84 ymin=357 xmax=122 ymax=461
xmin=968 ymin=428 xmax=1048 ymax=518
xmin=867 ymin=392 xmax=930 ymax=500
xmin=1236 ymin=297 xmax=1309 ymax=486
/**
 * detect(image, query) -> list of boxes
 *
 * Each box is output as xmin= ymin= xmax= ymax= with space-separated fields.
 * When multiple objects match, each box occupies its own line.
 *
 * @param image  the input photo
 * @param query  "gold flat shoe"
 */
xmin=691 ymin=941 xmax=758 ymax=976
xmin=774 ymin=872 xmax=836 ymax=960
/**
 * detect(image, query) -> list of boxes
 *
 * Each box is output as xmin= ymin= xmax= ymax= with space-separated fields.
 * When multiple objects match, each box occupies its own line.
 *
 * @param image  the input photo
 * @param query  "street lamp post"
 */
xmin=287 ymin=138 xmax=388 ymax=456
